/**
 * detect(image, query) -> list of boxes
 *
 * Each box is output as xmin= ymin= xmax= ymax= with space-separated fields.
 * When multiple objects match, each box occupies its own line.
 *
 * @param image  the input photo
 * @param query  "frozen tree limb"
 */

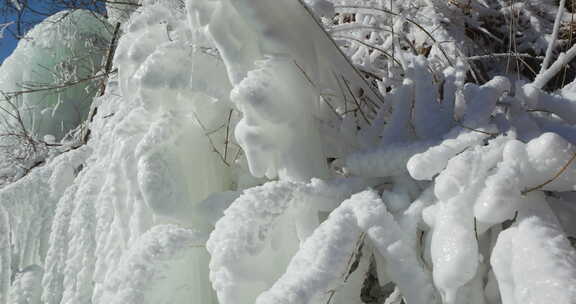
xmin=540 ymin=0 xmax=566 ymax=73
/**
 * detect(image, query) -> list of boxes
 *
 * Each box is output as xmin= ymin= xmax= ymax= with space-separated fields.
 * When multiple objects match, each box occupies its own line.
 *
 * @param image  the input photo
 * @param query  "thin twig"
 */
xmin=466 ymin=53 xmax=544 ymax=61
xmin=224 ymin=109 xmax=233 ymax=162
xmin=2 ymin=70 xmax=116 ymax=97
xmin=320 ymin=96 xmax=343 ymax=121
xmin=333 ymin=71 xmax=349 ymax=114
xmin=98 ymin=0 xmax=142 ymax=6
xmin=294 ymin=60 xmax=318 ymax=89
xmin=191 ymin=110 xmax=230 ymax=167
xmin=100 ymin=22 xmax=122 ymax=96
xmin=297 ymin=0 xmax=387 ymax=106
xmin=325 ymin=290 xmax=337 ymax=304
xmin=326 ymin=232 xmax=367 ymax=304
xmin=474 ymin=217 xmax=479 ymax=242
xmin=342 ymin=76 xmax=371 ymax=125
xmin=522 ymin=151 xmax=576 ymax=195
xmin=293 ymin=61 xmax=343 ymax=120
xmin=343 ymin=233 xmax=366 ymax=282
xmin=332 ymin=35 xmax=404 ymax=69
xmin=334 ymin=5 xmax=454 ymax=66
xmin=454 ymin=120 xmax=498 ymax=136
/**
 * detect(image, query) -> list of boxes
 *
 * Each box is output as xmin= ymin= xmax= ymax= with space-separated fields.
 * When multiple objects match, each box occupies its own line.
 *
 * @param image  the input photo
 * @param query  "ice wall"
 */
xmin=0 ymin=2 xmax=237 ymax=303
xmin=0 ymin=10 xmax=111 ymax=140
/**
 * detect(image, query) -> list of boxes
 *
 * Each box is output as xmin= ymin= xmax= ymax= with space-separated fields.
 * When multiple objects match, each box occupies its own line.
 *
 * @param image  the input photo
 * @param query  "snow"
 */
xmin=346 ymin=141 xmax=433 ymax=178
xmin=1 ymin=1 xmax=576 ymax=304
xmin=207 ymin=178 xmax=368 ymax=304
xmin=99 ymin=225 xmax=211 ymax=304
xmin=491 ymin=193 xmax=576 ymax=304
xmin=473 ymin=140 xmax=527 ymax=227
xmin=461 ymin=76 xmax=511 ymax=128
xmin=409 ymin=56 xmax=453 ymax=140
xmin=475 ymin=133 xmax=576 ymax=231
xmin=407 ymin=130 xmax=488 ymax=181
xmin=253 ymin=191 xmax=369 ymax=304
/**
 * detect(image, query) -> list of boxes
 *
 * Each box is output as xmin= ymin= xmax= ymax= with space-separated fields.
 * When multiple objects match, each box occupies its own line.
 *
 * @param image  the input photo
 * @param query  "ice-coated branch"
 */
xmin=254 ymin=192 xmax=368 ymax=304
xmin=407 ymin=129 xmax=488 ymax=181
xmin=0 ymin=22 xmax=13 ymax=39
xmin=465 ymin=53 xmax=544 ymax=61
xmin=491 ymin=193 xmax=576 ymax=304
xmin=540 ymin=0 xmax=566 ymax=73
xmin=207 ymin=178 xmax=370 ymax=304
xmin=207 ymin=181 xmax=303 ymax=304
xmin=533 ymin=43 xmax=576 ymax=89
xmin=255 ymin=190 xmax=437 ymax=304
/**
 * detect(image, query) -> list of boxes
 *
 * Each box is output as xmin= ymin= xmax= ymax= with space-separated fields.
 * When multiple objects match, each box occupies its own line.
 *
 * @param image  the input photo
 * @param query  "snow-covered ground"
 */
xmin=1 ymin=0 xmax=576 ymax=303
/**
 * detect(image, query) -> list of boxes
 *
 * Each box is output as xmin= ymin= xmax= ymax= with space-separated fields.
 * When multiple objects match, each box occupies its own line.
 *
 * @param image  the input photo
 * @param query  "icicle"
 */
xmin=7 ymin=265 xmax=43 ymax=304
xmin=100 ymin=225 xmax=210 ymax=304
xmin=0 ymin=205 xmax=10 ymax=304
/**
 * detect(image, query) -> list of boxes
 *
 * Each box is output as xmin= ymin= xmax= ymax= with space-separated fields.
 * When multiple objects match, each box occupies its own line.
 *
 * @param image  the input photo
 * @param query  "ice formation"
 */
xmin=0 ymin=10 xmax=111 ymax=140
xmin=0 ymin=0 xmax=576 ymax=304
